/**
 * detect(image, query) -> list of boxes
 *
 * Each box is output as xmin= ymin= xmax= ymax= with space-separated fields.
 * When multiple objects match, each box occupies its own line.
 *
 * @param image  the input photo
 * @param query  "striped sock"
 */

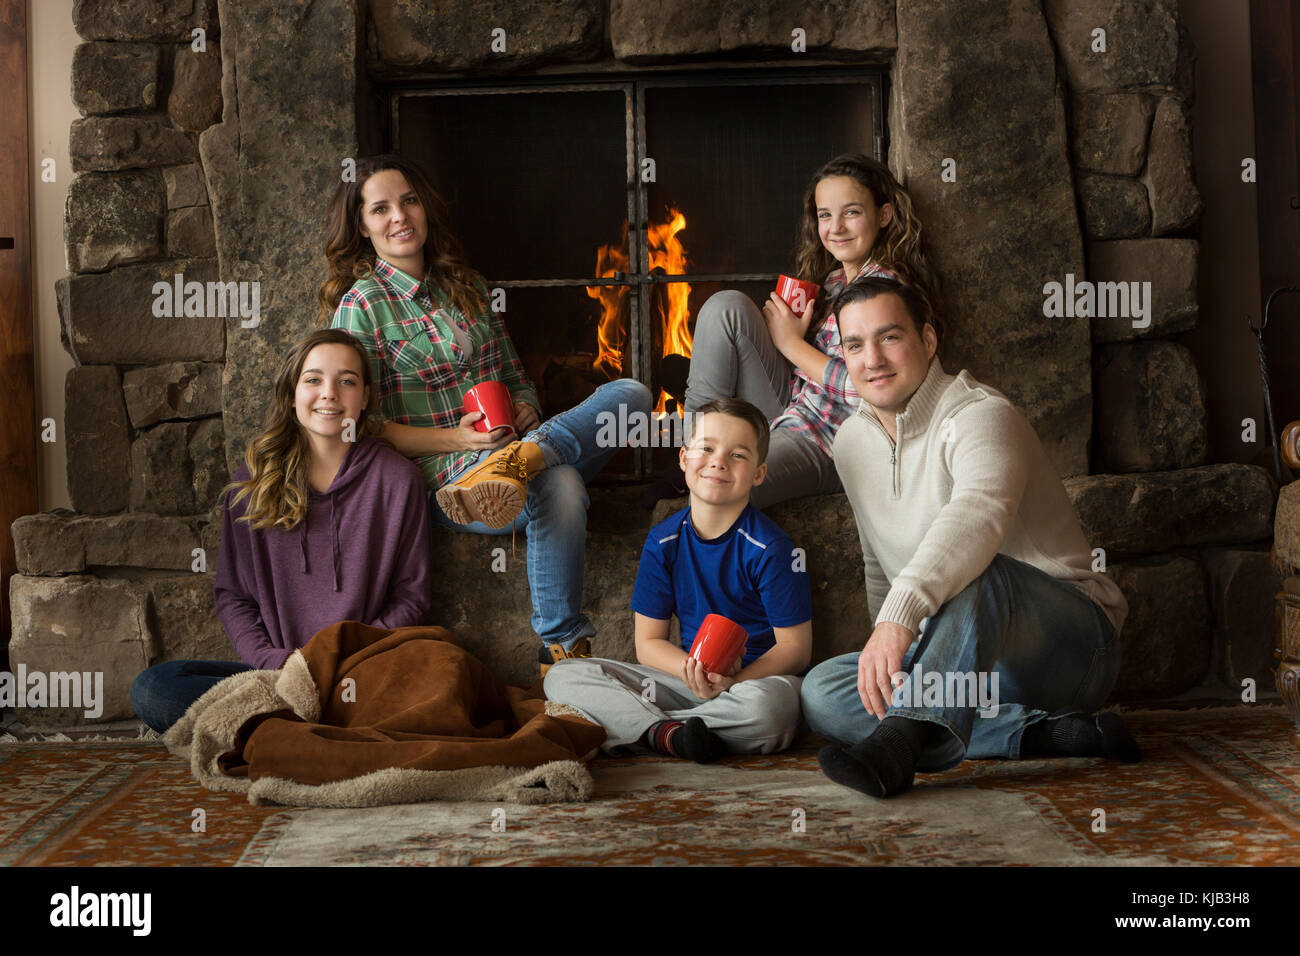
xmin=644 ymin=720 xmax=684 ymax=756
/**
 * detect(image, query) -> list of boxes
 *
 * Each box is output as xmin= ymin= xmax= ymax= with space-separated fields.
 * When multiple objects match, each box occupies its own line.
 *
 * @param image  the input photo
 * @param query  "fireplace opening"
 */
xmin=390 ymin=69 xmax=884 ymax=476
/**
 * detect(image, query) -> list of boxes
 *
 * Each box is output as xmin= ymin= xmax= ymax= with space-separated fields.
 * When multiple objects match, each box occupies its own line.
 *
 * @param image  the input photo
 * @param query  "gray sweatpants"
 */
xmin=543 ymin=657 xmax=803 ymax=754
xmin=683 ymin=290 xmax=841 ymax=509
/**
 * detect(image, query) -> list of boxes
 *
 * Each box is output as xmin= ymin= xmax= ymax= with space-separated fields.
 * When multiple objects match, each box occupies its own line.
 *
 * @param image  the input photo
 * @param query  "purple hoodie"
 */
xmin=214 ymin=437 xmax=433 ymax=670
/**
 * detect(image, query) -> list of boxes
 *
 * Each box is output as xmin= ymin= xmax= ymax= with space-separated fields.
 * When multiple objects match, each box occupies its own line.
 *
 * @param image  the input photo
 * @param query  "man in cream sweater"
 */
xmin=801 ymin=276 xmax=1139 ymax=799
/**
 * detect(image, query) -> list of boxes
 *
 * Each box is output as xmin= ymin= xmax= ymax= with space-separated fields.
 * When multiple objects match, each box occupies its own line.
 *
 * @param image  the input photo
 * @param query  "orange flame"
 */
xmin=649 ymin=208 xmax=693 ymax=366
xmin=586 ymin=221 xmax=629 ymax=379
xmin=588 ymin=208 xmax=693 ymax=413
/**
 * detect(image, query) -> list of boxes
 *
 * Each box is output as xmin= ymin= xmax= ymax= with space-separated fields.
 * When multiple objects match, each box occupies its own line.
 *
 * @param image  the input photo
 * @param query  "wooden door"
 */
xmin=1251 ymin=0 xmax=1300 ymax=437
xmin=0 ymin=0 xmax=36 ymax=658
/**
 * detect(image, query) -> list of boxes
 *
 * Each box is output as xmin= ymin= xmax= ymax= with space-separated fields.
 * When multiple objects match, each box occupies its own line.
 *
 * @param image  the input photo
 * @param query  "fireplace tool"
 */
xmin=1248 ymin=284 xmax=1300 ymax=484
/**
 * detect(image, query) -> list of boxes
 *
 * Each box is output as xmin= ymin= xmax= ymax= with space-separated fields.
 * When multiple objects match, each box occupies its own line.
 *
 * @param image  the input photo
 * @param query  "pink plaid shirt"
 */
xmin=770 ymin=260 xmax=895 ymax=457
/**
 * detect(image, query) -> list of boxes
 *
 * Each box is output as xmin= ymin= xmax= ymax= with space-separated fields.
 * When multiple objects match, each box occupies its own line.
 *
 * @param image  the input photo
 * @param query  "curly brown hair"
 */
xmin=318 ymin=154 xmax=487 ymax=324
xmin=793 ymin=153 xmax=944 ymax=345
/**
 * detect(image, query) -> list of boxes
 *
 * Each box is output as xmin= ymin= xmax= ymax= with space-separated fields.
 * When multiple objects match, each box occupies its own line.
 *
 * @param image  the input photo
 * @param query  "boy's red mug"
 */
xmin=690 ymin=614 xmax=749 ymax=675
xmin=775 ymin=275 xmax=820 ymax=319
xmin=464 ymin=381 xmax=516 ymax=433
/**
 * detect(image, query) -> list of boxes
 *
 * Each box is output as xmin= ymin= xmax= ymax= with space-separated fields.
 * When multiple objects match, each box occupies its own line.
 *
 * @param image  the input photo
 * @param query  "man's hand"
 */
xmin=681 ymin=655 xmax=738 ymax=701
xmin=857 ymin=622 xmax=915 ymax=719
xmin=513 ymin=402 xmax=540 ymax=434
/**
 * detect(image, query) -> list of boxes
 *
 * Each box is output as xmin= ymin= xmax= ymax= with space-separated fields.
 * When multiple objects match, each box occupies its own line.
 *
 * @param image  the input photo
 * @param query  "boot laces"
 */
xmin=484 ymin=445 xmax=529 ymax=556
xmin=487 ymin=446 xmax=530 ymax=482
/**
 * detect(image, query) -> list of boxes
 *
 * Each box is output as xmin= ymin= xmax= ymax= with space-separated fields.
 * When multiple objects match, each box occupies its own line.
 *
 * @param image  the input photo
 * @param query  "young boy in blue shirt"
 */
xmin=543 ymin=398 xmax=813 ymax=762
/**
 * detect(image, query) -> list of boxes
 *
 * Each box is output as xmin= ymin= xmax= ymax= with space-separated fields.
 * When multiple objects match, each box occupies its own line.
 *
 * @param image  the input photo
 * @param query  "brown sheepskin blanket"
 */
xmin=163 ymin=622 xmax=606 ymax=807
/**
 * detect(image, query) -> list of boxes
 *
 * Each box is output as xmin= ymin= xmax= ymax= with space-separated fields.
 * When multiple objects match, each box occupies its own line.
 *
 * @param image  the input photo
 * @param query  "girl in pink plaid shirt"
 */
xmin=683 ymin=154 xmax=942 ymax=509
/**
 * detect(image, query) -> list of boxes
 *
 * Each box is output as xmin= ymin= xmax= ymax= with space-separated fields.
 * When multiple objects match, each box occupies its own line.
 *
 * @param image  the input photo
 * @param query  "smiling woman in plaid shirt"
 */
xmin=320 ymin=155 xmax=652 ymax=676
xmin=682 ymin=154 xmax=943 ymax=509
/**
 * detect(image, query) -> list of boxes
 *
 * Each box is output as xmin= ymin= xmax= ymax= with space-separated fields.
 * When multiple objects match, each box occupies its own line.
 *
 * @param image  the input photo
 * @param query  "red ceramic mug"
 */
xmin=464 ymin=381 xmax=516 ymax=434
xmin=689 ymin=613 xmax=749 ymax=675
xmin=775 ymin=275 xmax=820 ymax=319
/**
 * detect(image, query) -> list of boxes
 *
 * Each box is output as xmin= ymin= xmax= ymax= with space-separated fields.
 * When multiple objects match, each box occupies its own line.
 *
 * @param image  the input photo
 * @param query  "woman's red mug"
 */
xmin=775 ymin=275 xmax=820 ymax=319
xmin=464 ymin=381 xmax=516 ymax=434
xmin=689 ymin=614 xmax=749 ymax=675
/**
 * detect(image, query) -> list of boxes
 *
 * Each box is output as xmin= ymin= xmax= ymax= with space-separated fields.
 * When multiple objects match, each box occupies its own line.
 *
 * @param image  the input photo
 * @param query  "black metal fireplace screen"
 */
xmin=389 ymin=69 xmax=884 ymax=476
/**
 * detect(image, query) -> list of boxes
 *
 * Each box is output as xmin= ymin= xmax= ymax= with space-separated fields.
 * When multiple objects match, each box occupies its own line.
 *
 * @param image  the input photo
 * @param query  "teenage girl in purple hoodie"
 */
xmin=130 ymin=329 xmax=433 ymax=732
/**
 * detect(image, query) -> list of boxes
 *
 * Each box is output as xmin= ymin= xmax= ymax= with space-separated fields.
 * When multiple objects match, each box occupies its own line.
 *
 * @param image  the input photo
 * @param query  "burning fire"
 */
xmin=587 ymin=207 xmax=693 ymax=412
xmin=587 ymin=222 xmax=629 ymax=379
xmin=649 ymin=208 xmax=693 ymax=361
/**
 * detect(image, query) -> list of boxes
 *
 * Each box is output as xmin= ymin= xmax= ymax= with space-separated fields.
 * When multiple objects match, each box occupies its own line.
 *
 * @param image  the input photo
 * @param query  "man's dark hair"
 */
xmin=832 ymin=275 xmax=941 ymax=348
xmin=689 ymin=397 xmax=771 ymax=465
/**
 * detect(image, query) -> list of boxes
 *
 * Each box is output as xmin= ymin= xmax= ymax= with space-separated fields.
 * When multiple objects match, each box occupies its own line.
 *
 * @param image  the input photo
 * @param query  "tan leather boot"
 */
xmin=436 ymin=440 xmax=546 ymax=528
xmin=539 ymin=636 xmax=593 ymax=679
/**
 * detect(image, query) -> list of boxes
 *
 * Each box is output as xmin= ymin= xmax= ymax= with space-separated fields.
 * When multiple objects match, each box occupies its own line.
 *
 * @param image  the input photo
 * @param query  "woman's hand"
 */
xmin=457 ymin=412 xmax=515 ymax=453
xmin=761 ymin=291 xmax=814 ymax=352
xmin=513 ymin=402 xmax=541 ymax=434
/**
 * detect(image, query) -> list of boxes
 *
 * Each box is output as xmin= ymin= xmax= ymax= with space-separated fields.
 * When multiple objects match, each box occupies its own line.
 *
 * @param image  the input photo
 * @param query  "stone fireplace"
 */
xmin=7 ymin=0 xmax=1280 ymax=723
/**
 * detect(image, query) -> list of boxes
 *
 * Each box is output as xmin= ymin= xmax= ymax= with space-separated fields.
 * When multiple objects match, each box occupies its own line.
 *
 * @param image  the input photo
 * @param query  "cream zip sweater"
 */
xmin=833 ymin=360 xmax=1127 ymax=636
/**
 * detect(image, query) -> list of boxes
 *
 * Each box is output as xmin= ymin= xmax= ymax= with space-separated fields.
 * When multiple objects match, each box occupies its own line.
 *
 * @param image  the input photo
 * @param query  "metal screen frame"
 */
xmin=389 ymin=69 xmax=886 ymax=476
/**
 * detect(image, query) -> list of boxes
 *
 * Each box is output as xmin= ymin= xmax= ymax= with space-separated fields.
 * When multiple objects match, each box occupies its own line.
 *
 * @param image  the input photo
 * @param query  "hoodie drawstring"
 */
xmin=299 ymin=494 xmax=340 ymax=592
xmin=330 ymin=494 xmax=340 ymax=592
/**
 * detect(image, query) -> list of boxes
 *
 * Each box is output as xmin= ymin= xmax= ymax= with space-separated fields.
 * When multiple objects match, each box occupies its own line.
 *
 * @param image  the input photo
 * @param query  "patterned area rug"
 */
xmin=2 ymin=705 xmax=1297 ymax=866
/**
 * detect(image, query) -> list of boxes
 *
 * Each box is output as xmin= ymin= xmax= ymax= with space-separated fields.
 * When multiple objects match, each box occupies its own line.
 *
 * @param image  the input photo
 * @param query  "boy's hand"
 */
xmin=681 ymin=656 xmax=735 ymax=700
xmin=857 ymin=622 xmax=914 ymax=719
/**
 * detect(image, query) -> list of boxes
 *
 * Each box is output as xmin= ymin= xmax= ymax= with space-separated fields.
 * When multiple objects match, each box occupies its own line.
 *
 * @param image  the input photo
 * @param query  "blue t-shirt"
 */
xmin=631 ymin=504 xmax=812 ymax=666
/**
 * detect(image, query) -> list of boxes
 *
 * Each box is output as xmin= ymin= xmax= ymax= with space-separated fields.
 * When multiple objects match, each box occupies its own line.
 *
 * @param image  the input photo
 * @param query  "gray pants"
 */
xmin=543 ymin=657 xmax=803 ymax=754
xmin=684 ymin=290 xmax=841 ymax=509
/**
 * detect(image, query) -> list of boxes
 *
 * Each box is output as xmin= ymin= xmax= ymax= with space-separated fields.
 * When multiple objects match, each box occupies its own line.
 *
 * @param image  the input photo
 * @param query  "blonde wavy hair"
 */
xmin=317 ymin=154 xmax=486 ymax=324
xmin=227 ymin=329 xmax=388 ymax=531
xmin=793 ymin=153 xmax=945 ymax=346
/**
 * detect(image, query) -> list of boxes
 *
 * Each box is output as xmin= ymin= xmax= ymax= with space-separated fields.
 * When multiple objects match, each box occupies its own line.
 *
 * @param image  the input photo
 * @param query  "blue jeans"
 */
xmin=801 ymin=555 xmax=1120 ymax=772
xmin=430 ymin=378 xmax=653 ymax=649
xmin=130 ymin=659 xmax=253 ymax=733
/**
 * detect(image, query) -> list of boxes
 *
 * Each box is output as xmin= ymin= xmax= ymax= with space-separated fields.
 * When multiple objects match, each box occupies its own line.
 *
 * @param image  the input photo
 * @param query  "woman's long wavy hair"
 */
xmin=793 ymin=153 xmax=945 ymax=346
xmin=317 ymin=154 xmax=486 ymax=324
xmin=227 ymin=329 xmax=387 ymax=531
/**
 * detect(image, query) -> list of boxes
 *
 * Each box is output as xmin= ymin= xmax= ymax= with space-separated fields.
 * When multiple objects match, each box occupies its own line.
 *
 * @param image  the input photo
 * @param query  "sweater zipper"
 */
xmin=861 ymin=408 xmax=901 ymax=500
xmin=890 ymin=407 xmax=908 ymax=499
xmin=890 ymin=443 xmax=899 ymax=498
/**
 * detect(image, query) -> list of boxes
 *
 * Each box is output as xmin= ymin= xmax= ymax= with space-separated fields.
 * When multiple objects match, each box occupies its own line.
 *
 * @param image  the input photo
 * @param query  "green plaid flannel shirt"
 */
xmin=331 ymin=258 xmax=541 ymax=488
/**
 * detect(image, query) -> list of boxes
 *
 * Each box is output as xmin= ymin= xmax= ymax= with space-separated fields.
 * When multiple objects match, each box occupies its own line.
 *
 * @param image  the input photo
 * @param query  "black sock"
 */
xmin=818 ymin=717 xmax=932 ymax=798
xmin=643 ymin=717 xmax=728 ymax=763
xmin=1022 ymin=713 xmax=1141 ymax=763
xmin=674 ymin=716 xmax=729 ymax=763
